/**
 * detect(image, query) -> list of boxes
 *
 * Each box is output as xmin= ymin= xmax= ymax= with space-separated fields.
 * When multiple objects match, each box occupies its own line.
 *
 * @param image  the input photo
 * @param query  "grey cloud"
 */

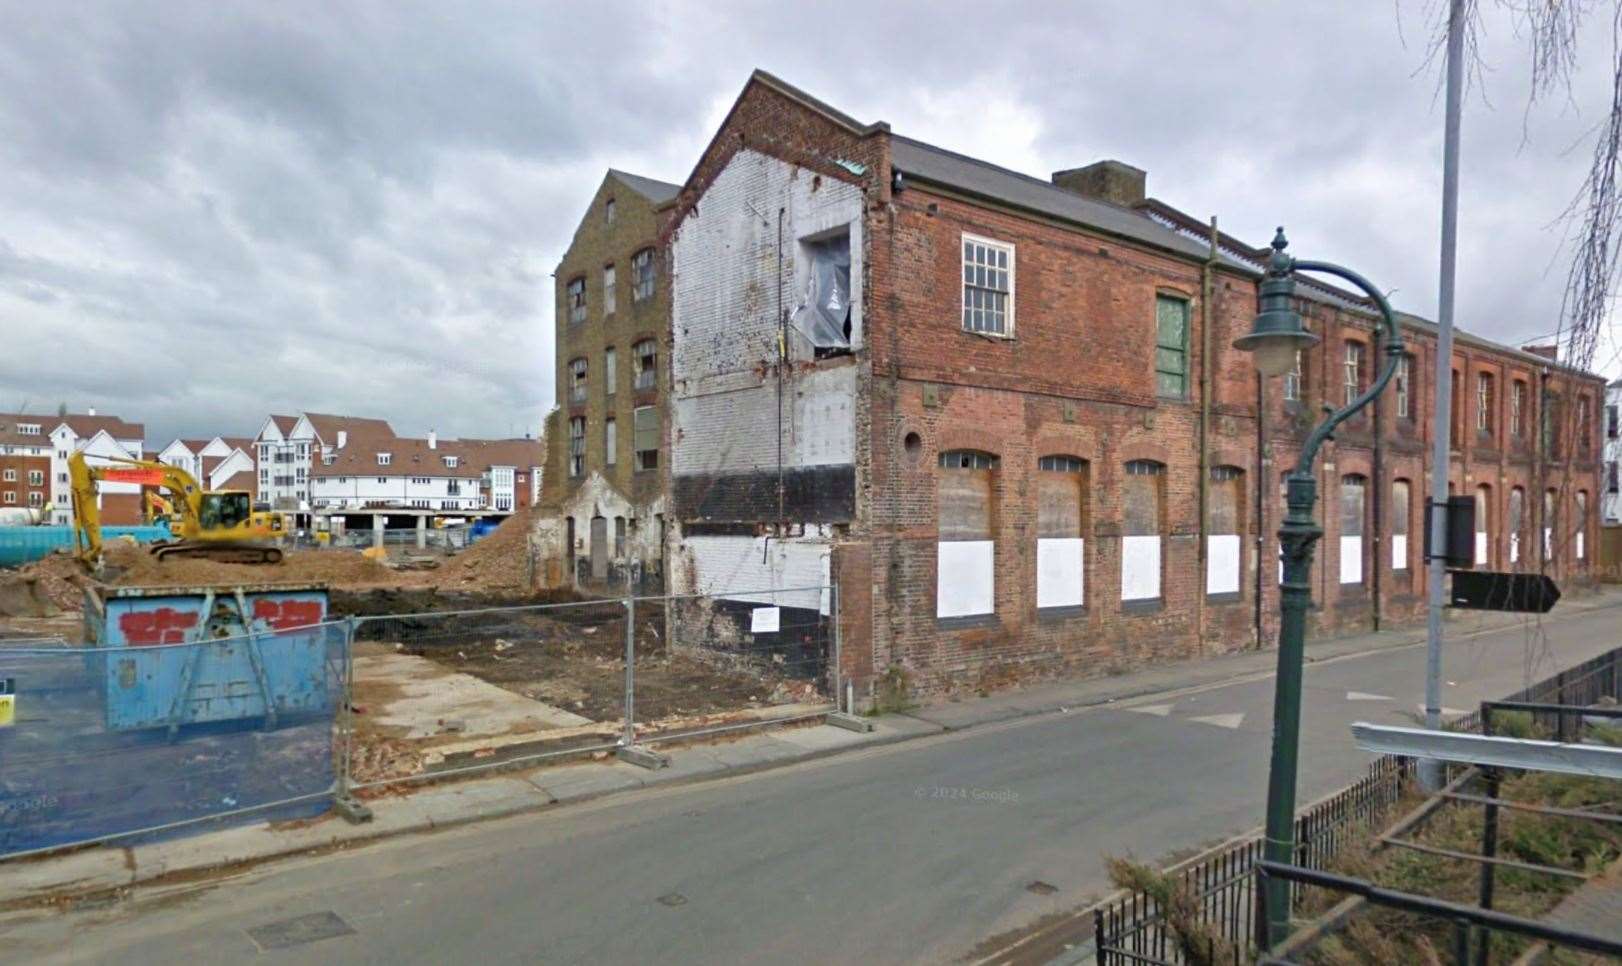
xmin=0 ymin=1 xmax=1615 ymax=445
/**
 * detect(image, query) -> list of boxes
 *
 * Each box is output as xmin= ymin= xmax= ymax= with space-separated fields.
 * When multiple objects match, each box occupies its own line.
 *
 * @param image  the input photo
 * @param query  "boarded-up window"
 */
xmin=1509 ymin=487 xmax=1525 ymax=566
xmin=1391 ymin=480 xmax=1411 ymax=572
xmin=614 ymin=516 xmax=626 ymax=557
xmin=1122 ymin=460 xmax=1164 ymax=601
xmin=1036 ymin=455 xmax=1086 ymax=609
xmin=1544 ymin=488 xmax=1558 ymax=561
xmin=633 ymin=406 xmax=658 ymax=471
xmin=1576 ymin=490 xmax=1588 ymax=561
xmin=604 ymin=417 xmax=616 ymax=466
xmin=568 ymin=416 xmax=585 ymax=477
xmin=1339 ymin=474 xmax=1366 ymax=585
xmin=1474 ymin=484 xmax=1491 ymax=567
xmin=937 ymin=450 xmax=997 ymax=618
xmin=1207 ymin=466 xmax=1243 ymax=596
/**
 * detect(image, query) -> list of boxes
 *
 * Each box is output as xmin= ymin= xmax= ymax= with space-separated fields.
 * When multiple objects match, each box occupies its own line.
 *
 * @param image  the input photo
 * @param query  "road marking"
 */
xmin=1126 ymin=704 xmax=1173 ymax=716
xmin=1188 ymin=713 xmax=1245 ymax=730
xmin=1416 ymin=704 xmax=1471 ymax=717
xmin=1346 ymin=691 xmax=1392 ymax=702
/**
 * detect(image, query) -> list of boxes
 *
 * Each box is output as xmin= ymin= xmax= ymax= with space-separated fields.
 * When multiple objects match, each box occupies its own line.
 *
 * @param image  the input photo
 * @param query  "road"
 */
xmin=4 ymin=605 xmax=1617 ymax=966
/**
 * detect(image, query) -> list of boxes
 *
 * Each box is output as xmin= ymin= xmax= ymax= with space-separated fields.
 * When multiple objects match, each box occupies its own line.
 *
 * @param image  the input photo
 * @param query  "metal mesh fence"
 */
xmin=0 ymin=622 xmax=346 ymax=859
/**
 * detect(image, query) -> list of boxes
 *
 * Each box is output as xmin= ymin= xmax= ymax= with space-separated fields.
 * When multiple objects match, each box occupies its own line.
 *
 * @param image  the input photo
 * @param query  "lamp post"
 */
xmin=1235 ymin=228 xmax=1404 ymax=950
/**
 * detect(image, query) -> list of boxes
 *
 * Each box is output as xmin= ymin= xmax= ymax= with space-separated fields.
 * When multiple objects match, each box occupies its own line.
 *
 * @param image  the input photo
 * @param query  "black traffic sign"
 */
xmin=1449 ymin=571 xmax=1561 ymax=614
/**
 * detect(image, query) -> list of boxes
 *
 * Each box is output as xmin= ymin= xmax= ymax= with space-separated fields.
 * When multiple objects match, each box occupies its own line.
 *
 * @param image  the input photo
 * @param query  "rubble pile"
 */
xmin=436 ymin=508 xmax=536 ymax=591
xmin=102 ymin=541 xmax=394 ymax=588
xmin=0 ymin=552 xmax=93 ymax=617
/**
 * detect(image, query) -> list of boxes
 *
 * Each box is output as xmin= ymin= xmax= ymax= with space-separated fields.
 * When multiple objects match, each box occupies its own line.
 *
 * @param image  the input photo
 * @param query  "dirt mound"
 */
xmin=0 ymin=552 xmax=94 ymax=616
xmin=436 ymin=509 xmax=536 ymax=591
xmin=102 ymin=540 xmax=393 ymax=588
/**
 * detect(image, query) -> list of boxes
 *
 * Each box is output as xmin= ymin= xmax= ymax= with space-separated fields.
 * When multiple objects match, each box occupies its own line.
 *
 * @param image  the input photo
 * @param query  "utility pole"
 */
xmin=1422 ymin=0 xmax=1466 ymax=789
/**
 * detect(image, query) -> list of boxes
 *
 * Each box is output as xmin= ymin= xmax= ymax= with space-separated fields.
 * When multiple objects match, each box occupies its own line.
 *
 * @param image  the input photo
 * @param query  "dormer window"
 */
xmin=322 ymin=454 xmax=335 ymax=465
xmin=443 ymin=456 xmax=459 ymax=468
xmin=377 ymin=453 xmax=392 ymax=466
xmin=17 ymin=423 xmax=39 ymax=435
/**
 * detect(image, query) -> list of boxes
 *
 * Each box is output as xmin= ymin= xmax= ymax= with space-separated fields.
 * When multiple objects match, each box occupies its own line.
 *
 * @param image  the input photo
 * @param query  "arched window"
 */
xmin=1036 ymin=456 xmax=1088 ymax=609
xmin=1575 ymin=490 xmax=1589 ymax=562
xmin=937 ymin=450 xmax=998 ymax=618
xmin=1509 ymin=487 xmax=1526 ymax=567
xmin=1391 ymin=479 xmax=1412 ymax=574
xmin=1207 ymin=466 xmax=1244 ymax=597
xmin=1474 ymin=484 xmax=1492 ymax=567
xmin=1122 ymin=460 xmax=1165 ymax=602
xmin=1339 ymin=474 xmax=1367 ymax=585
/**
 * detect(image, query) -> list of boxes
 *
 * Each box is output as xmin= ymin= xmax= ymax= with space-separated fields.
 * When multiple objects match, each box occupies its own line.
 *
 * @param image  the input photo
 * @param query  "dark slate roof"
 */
xmin=889 ymin=135 xmax=1243 ymax=268
xmin=609 ymin=169 xmax=681 ymax=205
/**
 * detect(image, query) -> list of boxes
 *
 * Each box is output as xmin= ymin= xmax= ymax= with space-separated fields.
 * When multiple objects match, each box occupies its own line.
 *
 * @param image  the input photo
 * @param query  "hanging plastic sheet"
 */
xmin=791 ymin=238 xmax=851 ymax=349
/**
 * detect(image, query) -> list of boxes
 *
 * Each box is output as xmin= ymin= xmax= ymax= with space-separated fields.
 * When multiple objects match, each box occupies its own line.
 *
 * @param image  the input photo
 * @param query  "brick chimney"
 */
xmin=1052 ymin=160 xmax=1147 ymax=207
xmin=1522 ymin=343 xmax=1559 ymax=362
xmin=428 ymin=430 xmax=437 ymax=450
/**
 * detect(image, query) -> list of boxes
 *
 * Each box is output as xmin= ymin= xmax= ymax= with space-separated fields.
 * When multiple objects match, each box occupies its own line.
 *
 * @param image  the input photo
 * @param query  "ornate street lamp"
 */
xmin=1235 ymin=228 xmax=1404 ymax=949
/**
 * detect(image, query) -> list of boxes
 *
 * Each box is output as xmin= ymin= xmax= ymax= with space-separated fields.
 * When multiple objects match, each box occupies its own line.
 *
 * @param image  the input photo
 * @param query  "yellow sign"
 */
xmin=0 ymin=693 xmax=14 ymax=728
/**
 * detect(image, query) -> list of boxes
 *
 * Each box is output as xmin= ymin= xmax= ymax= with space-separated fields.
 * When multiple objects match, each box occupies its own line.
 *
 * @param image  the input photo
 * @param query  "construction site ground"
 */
xmin=0 ymin=511 xmax=829 ymax=792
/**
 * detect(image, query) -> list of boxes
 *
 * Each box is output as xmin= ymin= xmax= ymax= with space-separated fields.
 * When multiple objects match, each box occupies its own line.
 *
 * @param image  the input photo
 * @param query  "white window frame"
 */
xmin=603 ymin=264 xmax=616 ymax=315
xmin=1395 ymin=354 xmax=1411 ymax=418
xmin=1283 ymin=349 xmax=1303 ymax=402
xmin=961 ymin=232 xmax=1015 ymax=338
xmin=1476 ymin=373 xmax=1492 ymax=432
xmin=377 ymin=453 xmax=392 ymax=466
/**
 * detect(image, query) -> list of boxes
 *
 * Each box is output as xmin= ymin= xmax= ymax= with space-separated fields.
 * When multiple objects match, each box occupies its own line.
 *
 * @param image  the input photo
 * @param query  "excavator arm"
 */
xmin=68 ymin=453 xmax=205 ymax=566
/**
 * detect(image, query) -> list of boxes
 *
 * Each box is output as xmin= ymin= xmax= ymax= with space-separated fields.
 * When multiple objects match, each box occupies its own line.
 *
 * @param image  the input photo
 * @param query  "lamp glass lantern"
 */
xmin=1235 ymin=242 xmax=1319 ymax=377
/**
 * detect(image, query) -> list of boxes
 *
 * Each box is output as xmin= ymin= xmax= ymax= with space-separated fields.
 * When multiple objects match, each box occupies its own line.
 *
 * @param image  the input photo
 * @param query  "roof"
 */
xmin=0 ymin=414 xmax=57 ymax=448
xmin=608 ymin=169 xmax=681 ymax=206
xmin=311 ymin=434 xmax=542 ymax=480
xmin=221 ymin=436 xmax=254 ymax=453
xmin=889 ymin=135 xmax=1228 ymax=266
xmin=58 ymin=414 xmax=143 ymax=440
xmin=303 ymin=413 xmax=395 ymax=447
xmin=216 ymin=469 xmax=255 ymax=493
xmin=180 ymin=438 xmax=211 ymax=452
xmin=268 ymin=414 xmax=298 ymax=436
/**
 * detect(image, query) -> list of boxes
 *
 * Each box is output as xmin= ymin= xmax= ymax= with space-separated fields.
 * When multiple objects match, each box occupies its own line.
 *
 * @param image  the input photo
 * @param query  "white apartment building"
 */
xmin=309 ymin=430 xmax=540 ymax=515
xmin=45 ymin=412 xmax=145 ymax=525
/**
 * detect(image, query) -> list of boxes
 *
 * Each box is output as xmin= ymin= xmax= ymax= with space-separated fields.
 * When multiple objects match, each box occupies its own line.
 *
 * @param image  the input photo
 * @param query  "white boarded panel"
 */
xmin=1510 ymin=534 xmax=1521 ymax=564
xmin=1207 ymin=534 xmax=1240 ymax=595
xmin=685 ymin=535 xmax=828 ymax=611
xmin=1339 ymin=535 xmax=1362 ymax=584
xmin=1037 ymin=537 xmax=1084 ymax=608
xmin=937 ymin=540 xmax=994 ymax=618
xmin=1121 ymin=535 xmax=1161 ymax=601
xmin=1578 ymin=531 xmax=1585 ymax=560
xmin=1474 ymin=531 xmax=1488 ymax=565
xmin=1544 ymin=528 xmax=1552 ymax=558
xmin=1392 ymin=534 xmax=1408 ymax=570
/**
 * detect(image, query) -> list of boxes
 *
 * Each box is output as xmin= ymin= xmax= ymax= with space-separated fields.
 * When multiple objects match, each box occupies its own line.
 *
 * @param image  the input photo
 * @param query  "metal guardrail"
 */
xmin=1093 ymin=645 xmax=1622 ymax=965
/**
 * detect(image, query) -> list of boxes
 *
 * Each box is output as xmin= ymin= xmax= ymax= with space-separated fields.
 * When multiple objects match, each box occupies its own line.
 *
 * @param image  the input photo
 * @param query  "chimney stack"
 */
xmin=1522 ymin=343 xmax=1559 ymax=363
xmin=337 ymin=430 xmax=348 ymax=449
xmin=428 ymin=430 xmax=437 ymax=450
xmin=87 ymin=407 xmax=96 ymax=416
xmin=1051 ymin=160 xmax=1147 ymax=208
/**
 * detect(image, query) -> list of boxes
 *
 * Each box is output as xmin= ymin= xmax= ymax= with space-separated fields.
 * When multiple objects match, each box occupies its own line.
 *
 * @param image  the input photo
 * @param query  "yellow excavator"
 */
xmin=69 ymin=453 xmax=286 ymax=567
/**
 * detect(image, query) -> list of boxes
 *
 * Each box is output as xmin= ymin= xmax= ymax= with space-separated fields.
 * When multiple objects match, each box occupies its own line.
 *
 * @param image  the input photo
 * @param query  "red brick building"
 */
xmin=0 ymin=415 xmax=54 ymax=517
xmin=663 ymin=71 xmax=1606 ymax=703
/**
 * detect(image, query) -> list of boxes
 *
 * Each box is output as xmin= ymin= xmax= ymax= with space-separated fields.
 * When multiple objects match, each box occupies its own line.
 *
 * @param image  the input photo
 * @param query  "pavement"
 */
xmin=1 ymin=589 xmax=1618 ymax=965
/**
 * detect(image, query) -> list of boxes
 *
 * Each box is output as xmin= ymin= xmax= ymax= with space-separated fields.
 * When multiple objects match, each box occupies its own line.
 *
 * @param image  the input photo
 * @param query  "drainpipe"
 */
xmin=1371 ymin=320 xmax=1384 ymax=632
xmin=1197 ymin=217 xmax=1217 ymax=653
xmin=776 ymin=207 xmax=787 ymax=528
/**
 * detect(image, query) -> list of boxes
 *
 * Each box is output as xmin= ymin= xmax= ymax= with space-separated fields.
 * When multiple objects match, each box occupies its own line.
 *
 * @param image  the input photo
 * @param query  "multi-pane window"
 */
xmin=1511 ymin=380 xmax=1527 ymax=438
xmin=1155 ymin=296 xmax=1189 ymax=397
xmin=604 ymin=347 xmax=617 ymax=396
xmin=633 ymin=406 xmax=658 ymax=470
xmin=569 ymin=358 xmax=588 ymax=404
xmin=1476 ymin=372 xmax=1494 ymax=434
xmin=1343 ymin=341 xmax=1365 ymax=407
xmin=603 ymin=265 xmax=616 ymax=315
xmin=1207 ymin=466 xmax=1243 ymax=597
xmin=27 ymin=469 xmax=42 ymax=486
xmin=377 ymin=453 xmax=391 ymax=466
xmin=1577 ymin=396 xmax=1592 ymax=456
xmin=1339 ymin=474 xmax=1367 ymax=585
xmin=605 ymin=198 xmax=615 ymax=226
xmin=567 ymin=277 xmax=586 ymax=324
xmin=1282 ymin=348 xmax=1304 ymax=402
xmin=2 ymin=492 xmax=12 ymax=504
xmin=1122 ymin=460 xmax=1166 ymax=601
xmin=633 ymin=338 xmax=657 ymax=390
xmin=937 ymin=450 xmax=998 ymax=618
xmin=1395 ymin=353 xmax=1413 ymax=419
xmin=27 ymin=492 xmax=42 ymax=508
xmin=568 ymin=417 xmax=585 ymax=477
xmin=962 ymin=235 xmax=1013 ymax=336
xmin=1 ymin=469 xmax=13 ymax=482
xmin=604 ymin=417 xmax=617 ymax=466
xmin=632 ymin=248 xmax=656 ymax=302
xmin=1608 ymin=404 xmax=1620 ymax=440
xmin=1391 ymin=479 xmax=1412 ymax=573
xmin=1036 ymin=455 xmax=1087 ymax=609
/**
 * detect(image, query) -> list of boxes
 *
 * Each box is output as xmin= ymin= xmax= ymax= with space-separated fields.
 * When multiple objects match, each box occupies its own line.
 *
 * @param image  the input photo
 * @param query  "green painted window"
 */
xmin=1154 ymin=295 xmax=1189 ymax=397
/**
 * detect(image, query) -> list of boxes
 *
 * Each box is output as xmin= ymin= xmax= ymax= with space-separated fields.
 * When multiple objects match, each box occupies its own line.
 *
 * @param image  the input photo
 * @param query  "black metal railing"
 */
xmin=1093 ymin=645 xmax=1621 ymax=965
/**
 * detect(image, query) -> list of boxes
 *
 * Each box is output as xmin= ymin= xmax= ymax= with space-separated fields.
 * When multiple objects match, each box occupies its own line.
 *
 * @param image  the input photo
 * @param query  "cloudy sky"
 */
xmin=2 ymin=1 xmax=1619 ymax=446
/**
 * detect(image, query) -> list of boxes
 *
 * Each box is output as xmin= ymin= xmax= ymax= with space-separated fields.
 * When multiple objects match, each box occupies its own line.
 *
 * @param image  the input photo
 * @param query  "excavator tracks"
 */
xmin=150 ymin=543 xmax=284 ymax=565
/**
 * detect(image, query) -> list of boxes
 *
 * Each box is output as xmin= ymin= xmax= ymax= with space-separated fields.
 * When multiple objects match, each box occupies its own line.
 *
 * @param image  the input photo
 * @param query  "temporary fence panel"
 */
xmin=0 ymin=624 xmax=346 ymax=858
